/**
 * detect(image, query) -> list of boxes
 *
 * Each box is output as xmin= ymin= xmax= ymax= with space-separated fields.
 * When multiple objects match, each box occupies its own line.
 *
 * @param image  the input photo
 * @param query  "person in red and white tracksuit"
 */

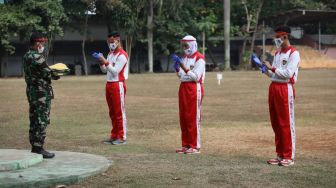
xmin=172 ymin=35 xmax=205 ymax=154
xmin=93 ymin=32 xmax=128 ymax=145
xmin=262 ymin=26 xmax=300 ymax=166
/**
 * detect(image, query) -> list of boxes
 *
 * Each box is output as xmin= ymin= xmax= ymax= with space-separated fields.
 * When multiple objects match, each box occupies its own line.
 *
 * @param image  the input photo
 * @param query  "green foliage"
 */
xmin=153 ymin=1 xmax=193 ymax=55
xmin=0 ymin=0 xmax=66 ymax=55
xmin=95 ymin=0 xmax=147 ymax=38
xmin=196 ymin=10 xmax=218 ymax=34
xmin=154 ymin=14 xmax=187 ymax=54
xmin=61 ymin=0 xmax=89 ymax=32
xmin=319 ymin=0 xmax=336 ymax=9
xmin=153 ymin=0 xmax=220 ymax=55
xmin=260 ymin=0 xmax=333 ymax=19
xmin=231 ymin=0 xmax=261 ymax=36
xmin=89 ymin=0 xmax=221 ymax=56
xmin=1 ymin=0 xmax=335 ymax=58
xmin=242 ymin=51 xmax=252 ymax=64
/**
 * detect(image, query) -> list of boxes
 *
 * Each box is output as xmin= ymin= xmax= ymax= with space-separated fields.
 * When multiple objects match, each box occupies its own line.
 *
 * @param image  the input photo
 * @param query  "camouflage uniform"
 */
xmin=23 ymin=50 xmax=57 ymax=147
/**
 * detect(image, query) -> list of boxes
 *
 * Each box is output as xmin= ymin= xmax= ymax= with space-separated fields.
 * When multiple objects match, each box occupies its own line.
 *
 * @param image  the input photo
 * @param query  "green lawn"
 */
xmin=0 ymin=69 xmax=335 ymax=187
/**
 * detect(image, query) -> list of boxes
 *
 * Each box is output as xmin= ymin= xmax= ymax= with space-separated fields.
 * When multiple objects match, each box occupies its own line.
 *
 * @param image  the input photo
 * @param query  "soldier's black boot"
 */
xmin=31 ymin=146 xmax=55 ymax=159
xmin=40 ymin=148 xmax=55 ymax=159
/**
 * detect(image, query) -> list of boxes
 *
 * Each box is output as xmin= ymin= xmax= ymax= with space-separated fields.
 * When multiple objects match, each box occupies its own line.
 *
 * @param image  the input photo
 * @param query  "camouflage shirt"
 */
xmin=23 ymin=50 xmax=54 ymax=97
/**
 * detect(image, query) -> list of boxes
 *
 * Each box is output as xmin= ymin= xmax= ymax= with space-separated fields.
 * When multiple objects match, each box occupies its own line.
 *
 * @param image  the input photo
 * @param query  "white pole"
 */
xmin=224 ymin=0 xmax=231 ymax=70
xmin=147 ymin=0 xmax=154 ymax=72
xmin=217 ymin=73 xmax=223 ymax=86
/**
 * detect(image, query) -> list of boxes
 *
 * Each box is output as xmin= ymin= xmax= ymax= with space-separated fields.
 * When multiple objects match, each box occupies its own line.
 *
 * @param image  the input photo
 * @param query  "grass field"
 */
xmin=1 ymin=69 xmax=336 ymax=187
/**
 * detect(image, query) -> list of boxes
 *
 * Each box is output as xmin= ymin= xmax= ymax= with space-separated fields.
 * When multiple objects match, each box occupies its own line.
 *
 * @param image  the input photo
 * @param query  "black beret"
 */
xmin=30 ymin=32 xmax=47 ymax=44
xmin=108 ymin=32 xmax=120 ymax=38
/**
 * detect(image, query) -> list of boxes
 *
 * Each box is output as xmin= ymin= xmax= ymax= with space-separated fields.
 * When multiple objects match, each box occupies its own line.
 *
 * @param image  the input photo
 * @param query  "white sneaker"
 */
xmin=267 ymin=157 xmax=282 ymax=165
xmin=184 ymin=148 xmax=200 ymax=154
xmin=279 ymin=159 xmax=294 ymax=167
xmin=111 ymin=139 xmax=126 ymax=145
xmin=102 ymin=139 xmax=115 ymax=145
xmin=176 ymin=147 xmax=188 ymax=154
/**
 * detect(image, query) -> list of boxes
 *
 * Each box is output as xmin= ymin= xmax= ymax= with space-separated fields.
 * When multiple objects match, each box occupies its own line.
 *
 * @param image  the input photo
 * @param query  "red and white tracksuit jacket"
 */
xmin=177 ymin=52 xmax=205 ymax=149
xmin=267 ymin=46 xmax=300 ymax=160
xmin=100 ymin=48 xmax=128 ymax=141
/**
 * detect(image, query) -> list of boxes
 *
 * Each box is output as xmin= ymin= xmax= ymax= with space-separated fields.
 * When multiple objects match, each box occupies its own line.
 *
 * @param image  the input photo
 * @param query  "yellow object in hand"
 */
xmin=49 ymin=63 xmax=70 ymax=75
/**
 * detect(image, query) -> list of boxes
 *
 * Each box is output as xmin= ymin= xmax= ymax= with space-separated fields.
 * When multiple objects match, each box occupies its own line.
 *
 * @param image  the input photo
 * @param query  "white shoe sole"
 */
xmin=184 ymin=151 xmax=201 ymax=154
xmin=279 ymin=162 xmax=294 ymax=166
xmin=103 ymin=141 xmax=113 ymax=145
xmin=112 ymin=142 xmax=126 ymax=145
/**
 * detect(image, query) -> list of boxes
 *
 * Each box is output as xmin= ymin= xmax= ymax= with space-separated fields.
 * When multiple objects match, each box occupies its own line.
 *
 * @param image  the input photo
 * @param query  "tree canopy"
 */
xmin=0 ymin=0 xmax=335 ymax=72
xmin=0 ymin=0 xmax=66 ymax=55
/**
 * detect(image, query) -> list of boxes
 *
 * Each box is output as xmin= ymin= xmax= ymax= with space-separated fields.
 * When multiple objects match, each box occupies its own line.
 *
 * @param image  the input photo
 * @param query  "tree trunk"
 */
xmin=158 ymin=0 xmax=163 ymax=16
xmin=0 ymin=53 xmax=3 ymax=77
xmin=224 ymin=0 xmax=231 ymax=71
xmin=166 ymin=55 xmax=170 ymax=72
xmin=249 ymin=0 xmax=264 ymax=59
xmin=0 ymin=54 xmax=7 ymax=77
xmin=206 ymin=43 xmax=219 ymax=68
xmin=147 ymin=0 xmax=154 ymax=73
xmin=202 ymin=31 xmax=205 ymax=56
xmin=46 ymin=33 xmax=52 ymax=62
xmin=240 ymin=36 xmax=248 ymax=68
xmin=82 ymin=12 xmax=89 ymax=76
xmin=240 ymin=0 xmax=253 ymax=69
xmin=3 ymin=60 xmax=7 ymax=77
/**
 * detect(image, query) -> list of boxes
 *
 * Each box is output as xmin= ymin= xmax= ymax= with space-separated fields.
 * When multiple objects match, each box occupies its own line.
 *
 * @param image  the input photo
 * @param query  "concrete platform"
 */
xmin=0 ymin=149 xmax=43 ymax=171
xmin=0 ymin=150 xmax=111 ymax=188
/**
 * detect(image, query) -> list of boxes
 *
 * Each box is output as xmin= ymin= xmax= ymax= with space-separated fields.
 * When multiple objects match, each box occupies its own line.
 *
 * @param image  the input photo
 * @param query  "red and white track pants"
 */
xmin=269 ymin=82 xmax=296 ymax=160
xmin=106 ymin=81 xmax=127 ymax=141
xmin=179 ymin=82 xmax=204 ymax=149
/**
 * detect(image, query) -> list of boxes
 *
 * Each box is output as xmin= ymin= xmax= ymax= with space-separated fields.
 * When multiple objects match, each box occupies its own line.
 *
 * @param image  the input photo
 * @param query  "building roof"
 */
xmin=264 ymin=9 xmax=336 ymax=26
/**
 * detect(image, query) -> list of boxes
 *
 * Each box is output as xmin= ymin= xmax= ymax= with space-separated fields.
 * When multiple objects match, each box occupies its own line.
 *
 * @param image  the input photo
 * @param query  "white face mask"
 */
xmin=274 ymin=38 xmax=283 ymax=49
xmin=38 ymin=46 xmax=44 ymax=53
xmin=184 ymin=48 xmax=192 ymax=56
xmin=109 ymin=42 xmax=118 ymax=51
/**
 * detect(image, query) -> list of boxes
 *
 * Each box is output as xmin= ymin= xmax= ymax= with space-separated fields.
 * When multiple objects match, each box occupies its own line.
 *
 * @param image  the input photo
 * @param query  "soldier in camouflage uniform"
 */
xmin=23 ymin=32 xmax=60 ymax=158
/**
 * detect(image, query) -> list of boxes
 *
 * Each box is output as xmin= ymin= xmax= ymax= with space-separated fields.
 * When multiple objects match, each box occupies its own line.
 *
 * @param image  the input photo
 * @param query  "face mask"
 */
xmin=184 ymin=48 xmax=192 ymax=56
xmin=274 ymin=38 xmax=283 ymax=49
xmin=109 ymin=42 xmax=118 ymax=51
xmin=38 ymin=46 xmax=44 ymax=53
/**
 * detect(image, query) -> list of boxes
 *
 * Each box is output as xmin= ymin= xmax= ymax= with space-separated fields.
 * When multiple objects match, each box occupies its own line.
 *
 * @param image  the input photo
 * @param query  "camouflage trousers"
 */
xmin=26 ymin=86 xmax=52 ymax=147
